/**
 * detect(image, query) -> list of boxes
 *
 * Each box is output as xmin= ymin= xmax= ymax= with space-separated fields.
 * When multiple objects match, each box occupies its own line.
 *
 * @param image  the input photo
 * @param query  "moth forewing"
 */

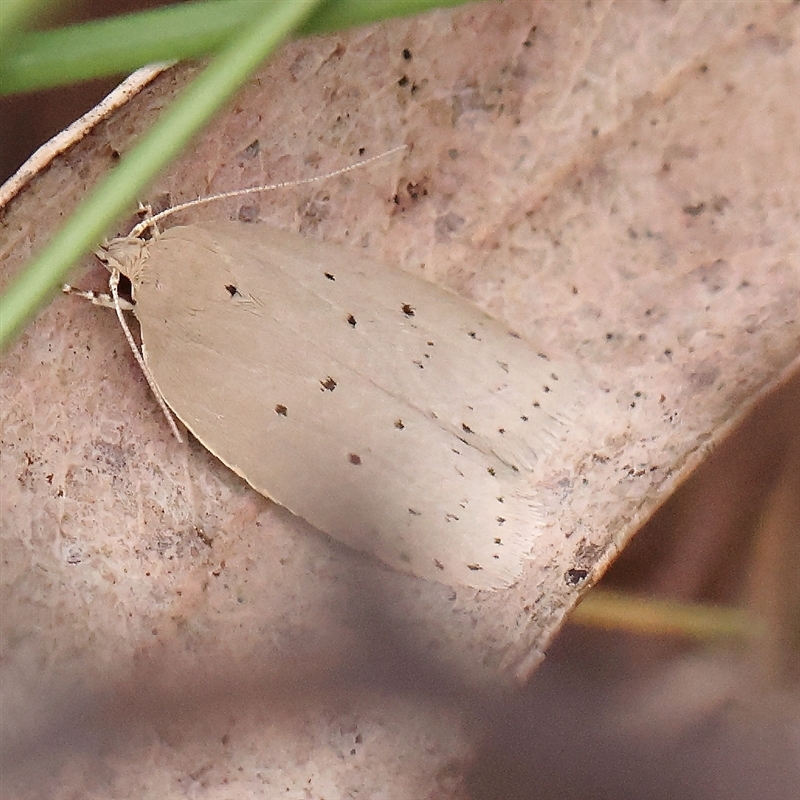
xmin=115 ymin=222 xmax=580 ymax=589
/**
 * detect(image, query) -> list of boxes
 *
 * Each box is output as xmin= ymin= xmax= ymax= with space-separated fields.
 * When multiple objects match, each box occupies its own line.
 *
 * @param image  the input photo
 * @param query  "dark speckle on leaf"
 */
xmin=348 ymin=453 xmax=362 ymax=465
xmin=320 ymin=376 xmax=337 ymax=391
xmin=242 ymin=139 xmax=260 ymax=158
xmin=402 ymin=304 xmax=415 ymax=317
xmin=565 ymin=568 xmax=589 ymax=586
xmin=275 ymin=404 xmax=288 ymax=416
xmin=406 ymin=182 xmax=427 ymax=200
xmin=237 ymin=205 xmax=258 ymax=223
xmin=225 ymin=284 xmax=239 ymax=297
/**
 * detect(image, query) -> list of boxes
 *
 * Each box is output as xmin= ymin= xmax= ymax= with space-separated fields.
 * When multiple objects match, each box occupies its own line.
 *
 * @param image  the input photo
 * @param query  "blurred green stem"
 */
xmin=571 ymin=589 xmax=760 ymax=643
xmin=0 ymin=0 xmax=325 ymax=348
xmin=1 ymin=0 xmax=466 ymax=95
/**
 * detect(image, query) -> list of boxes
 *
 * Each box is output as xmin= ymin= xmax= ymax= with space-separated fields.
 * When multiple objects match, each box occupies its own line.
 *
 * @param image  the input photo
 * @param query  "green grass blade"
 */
xmin=571 ymin=589 xmax=760 ymax=643
xmin=0 ymin=0 xmax=58 ymax=46
xmin=0 ymin=0 xmax=325 ymax=349
xmin=1 ymin=0 xmax=468 ymax=95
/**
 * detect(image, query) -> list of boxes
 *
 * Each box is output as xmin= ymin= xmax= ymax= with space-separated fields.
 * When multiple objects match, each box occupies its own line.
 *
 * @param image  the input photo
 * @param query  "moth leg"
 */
xmin=129 ymin=202 xmax=162 ymax=239
xmin=62 ymin=284 xmax=135 ymax=311
xmin=108 ymin=268 xmax=183 ymax=443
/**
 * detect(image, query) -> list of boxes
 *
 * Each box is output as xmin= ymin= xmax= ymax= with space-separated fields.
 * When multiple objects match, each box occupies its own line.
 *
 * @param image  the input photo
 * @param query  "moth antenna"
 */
xmin=109 ymin=268 xmax=184 ymax=443
xmin=130 ymin=144 xmax=407 ymax=238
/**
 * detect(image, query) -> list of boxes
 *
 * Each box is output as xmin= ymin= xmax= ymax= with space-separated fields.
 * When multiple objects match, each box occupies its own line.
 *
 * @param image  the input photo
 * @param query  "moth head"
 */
xmin=95 ymin=236 xmax=149 ymax=286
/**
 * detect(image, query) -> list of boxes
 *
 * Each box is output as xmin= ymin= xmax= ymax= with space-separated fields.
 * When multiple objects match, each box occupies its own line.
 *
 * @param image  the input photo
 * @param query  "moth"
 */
xmin=72 ymin=155 xmax=578 ymax=589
